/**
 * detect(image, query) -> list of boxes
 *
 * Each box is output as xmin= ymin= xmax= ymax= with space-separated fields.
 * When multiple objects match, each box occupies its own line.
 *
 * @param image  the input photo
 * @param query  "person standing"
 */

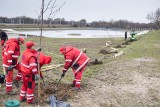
xmin=19 ymin=41 xmax=40 ymax=104
xmin=2 ymin=37 xmax=24 ymax=95
xmin=125 ymin=31 xmax=127 ymax=41
xmin=13 ymin=48 xmax=52 ymax=88
xmin=59 ymin=46 xmax=89 ymax=90
xmin=0 ymin=30 xmax=8 ymax=47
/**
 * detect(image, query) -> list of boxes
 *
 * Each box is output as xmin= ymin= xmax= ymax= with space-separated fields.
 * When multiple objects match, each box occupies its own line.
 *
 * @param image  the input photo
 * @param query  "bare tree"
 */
xmin=36 ymin=0 xmax=66 ymax=100
xmin=36 ymin=0 xmax=66 ymax=41
xmin=147 ymin=8 xmax=160 ymax=29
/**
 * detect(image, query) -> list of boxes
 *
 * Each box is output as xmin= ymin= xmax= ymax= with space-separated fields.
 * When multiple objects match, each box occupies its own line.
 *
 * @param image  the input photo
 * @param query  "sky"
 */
xmin=0 ymin=0 xmax=160 ymax=23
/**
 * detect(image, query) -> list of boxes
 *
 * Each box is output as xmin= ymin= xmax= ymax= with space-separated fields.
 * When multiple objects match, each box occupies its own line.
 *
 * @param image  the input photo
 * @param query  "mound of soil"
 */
xmin=35 ymin=81 xmax=76 ymax=104
xmin=114 ymin=45 xmax=126 ymax=48
xmin=99 ymin=49 xmax=118 ymax=55
xmin=99 ymin=49 xmax=110 ymax=54
xmin=88 ymin=59 xmax=103 ymax=66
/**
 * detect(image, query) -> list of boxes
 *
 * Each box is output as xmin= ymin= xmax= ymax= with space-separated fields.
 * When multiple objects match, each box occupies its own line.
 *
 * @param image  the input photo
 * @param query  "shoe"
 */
xmin=28 ymin=102 xmax=35 ymax=104
xmin=6 ymin=91 xmax=17 ymax=95
xmin=13 ymin=79 xmax=19 ymax=87
xmin=28 ymin=100 xmax=37 ymax=104
xmin=19 ymin=98 xmax=26 ymax=102
xmin=71 ymin=87 xmax=80 ymax=91
xmin=71 ymin=84 xmax=75 ymax=87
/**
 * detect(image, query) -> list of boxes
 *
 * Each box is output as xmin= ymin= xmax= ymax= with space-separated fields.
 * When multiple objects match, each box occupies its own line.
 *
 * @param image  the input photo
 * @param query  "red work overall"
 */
xmin=19 ymin=48 xmax=38 ymax=103
xmin=3 ymin=39 xmax=20 ymax=92
xmin=60 ymin=46 xmax=89 ymax=88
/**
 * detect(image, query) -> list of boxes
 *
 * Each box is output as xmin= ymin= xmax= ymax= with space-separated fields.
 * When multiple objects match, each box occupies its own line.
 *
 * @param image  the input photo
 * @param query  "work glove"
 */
xmin=35 ymin=74 xmax=40 ymax=80
xmin=36 ymin=47 xmax=42 ymax=52
xmin=7 ymin=65 xmax=14 ymax=71
xmin=61 ymin=71 xmax=66 ymax=78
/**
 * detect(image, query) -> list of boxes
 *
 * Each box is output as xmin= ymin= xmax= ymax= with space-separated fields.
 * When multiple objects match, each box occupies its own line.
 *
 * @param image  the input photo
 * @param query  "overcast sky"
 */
xmin=0 ymin=0 xmax=159 ymax=23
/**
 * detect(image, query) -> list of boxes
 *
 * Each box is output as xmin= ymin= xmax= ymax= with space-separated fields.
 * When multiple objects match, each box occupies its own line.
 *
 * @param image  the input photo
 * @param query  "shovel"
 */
xmin=54 ymin=76 xmax=63 ymax=91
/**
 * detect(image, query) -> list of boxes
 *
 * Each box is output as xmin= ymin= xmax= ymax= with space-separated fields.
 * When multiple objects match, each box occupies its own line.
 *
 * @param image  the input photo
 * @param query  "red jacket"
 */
xmin=61 ymin=46 xmax=89 ymax=72
xmin=3 ymin=38 xmax=20 ymax=67
xmin=33 ymin=51 xmax=52 ymax=78
xmin=33 ymin=51 xmax=52 ymax=68
xmin=21 ymin=49 xmax=38 ymax=75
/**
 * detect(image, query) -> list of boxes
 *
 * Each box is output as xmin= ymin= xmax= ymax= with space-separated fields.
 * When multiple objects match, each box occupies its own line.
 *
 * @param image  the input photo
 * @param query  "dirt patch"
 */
xmin=0 ymin=80 xmax=76 ymax=106
xmin=69 ymin=57 xmax=160 ymax=107
xmin=114 ymin=45 xmax=126 ymax=48
xmin=154 ymin=44 xmax=160 ymax=48
xmin=45 ymin=82 xmax=74 ymax=101
xmin=88 ymin=59 xmax=103 ymax=66
xmin=99 ymin=49 xmax=118 ymax=55
xmin=133 ymin=57 xmax=159 ymax=63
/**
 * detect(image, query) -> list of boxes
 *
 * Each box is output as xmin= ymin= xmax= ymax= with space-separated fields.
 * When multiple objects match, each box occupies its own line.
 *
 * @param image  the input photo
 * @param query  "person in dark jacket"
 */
xmin=0 ymin=30 xmax=8 ymax=47
xmin=125 ymin=31 xmax=127 ymax=41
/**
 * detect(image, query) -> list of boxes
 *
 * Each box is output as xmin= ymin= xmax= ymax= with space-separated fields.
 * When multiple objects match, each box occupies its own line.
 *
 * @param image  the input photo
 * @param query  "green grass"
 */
xmin=0 ymin=30 xmax=160 ymax=81
xmin=122 ymin=31 xmax=160 ymax=60
xmin=1 ymin=30 xmax=160 ymax=106
xmin=16 ymin=37 xmax=125 ymax=82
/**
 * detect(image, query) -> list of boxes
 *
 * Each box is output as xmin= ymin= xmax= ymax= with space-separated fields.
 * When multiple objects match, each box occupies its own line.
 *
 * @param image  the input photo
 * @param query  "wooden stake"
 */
xmin=3 ymin=66 xmax=6 ymax=75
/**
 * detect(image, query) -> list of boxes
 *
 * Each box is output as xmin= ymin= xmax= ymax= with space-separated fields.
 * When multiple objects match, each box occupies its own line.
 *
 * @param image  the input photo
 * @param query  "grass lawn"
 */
xmin=0 ymin=30 xmax=160 ymax=107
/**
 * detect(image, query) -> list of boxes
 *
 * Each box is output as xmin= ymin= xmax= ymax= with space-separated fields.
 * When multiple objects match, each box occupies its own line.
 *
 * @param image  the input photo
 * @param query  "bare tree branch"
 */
xmin=34 ymin=10 xmax=42 ymax=30
xmin=43 ymin=0 xmax=66 ymax=28
xmin=36 ymin=0 xmax=66 ymax=33
xmin=147 ymin=8 xmax=160 ymax=29
xmin=47 ymin=0 xmax=66 ymax=20
xmin=43 ymin=0 xmax=53 ymax=13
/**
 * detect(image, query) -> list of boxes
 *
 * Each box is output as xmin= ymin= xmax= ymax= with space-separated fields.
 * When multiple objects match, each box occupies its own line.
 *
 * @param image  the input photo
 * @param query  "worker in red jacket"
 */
xmin=0 ymin=30 xmax=8 ymax=47
xmin=33 ymin=50 xmax=52 ymax=78
xmin=59 ymin=46 xmax=89 ymax=90
xmin=13 ymin=48 xmax=52 ymax=88
xmin=19 ymin=41 xmax=39 ymax=104
xmin=2 ymin=37 xmax=24 ymax=95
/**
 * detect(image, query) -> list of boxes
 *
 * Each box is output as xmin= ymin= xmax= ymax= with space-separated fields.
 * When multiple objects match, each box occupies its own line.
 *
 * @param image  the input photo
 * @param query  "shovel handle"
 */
xmin=54 ymin=77 xmax=63 ymax=89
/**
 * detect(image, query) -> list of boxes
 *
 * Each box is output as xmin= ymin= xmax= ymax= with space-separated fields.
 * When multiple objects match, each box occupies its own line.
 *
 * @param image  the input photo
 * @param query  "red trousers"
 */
xmin=72 ymin=64 xmax=87 ymax=88
xmin=5 ymin=69 xmax=14 ymax=92
xmin=19 ymin=73 xmax=35 ymax=103
xmin=5 ymin=63 xmax=22 ymax=92
xmin=15 ymin=64 xmax=22 ymax=81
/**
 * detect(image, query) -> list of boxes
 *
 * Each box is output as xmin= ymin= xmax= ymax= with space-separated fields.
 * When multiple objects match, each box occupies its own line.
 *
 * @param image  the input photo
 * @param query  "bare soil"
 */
xmin=2 ymin=56 xmax=159 ymax=107
xmin=69 ymin=57 xmax=160 ymax=107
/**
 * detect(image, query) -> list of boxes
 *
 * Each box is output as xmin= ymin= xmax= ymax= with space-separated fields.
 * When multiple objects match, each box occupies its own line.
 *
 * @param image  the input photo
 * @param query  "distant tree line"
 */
xmin=0 ymin=16 xmax=156 ymax=30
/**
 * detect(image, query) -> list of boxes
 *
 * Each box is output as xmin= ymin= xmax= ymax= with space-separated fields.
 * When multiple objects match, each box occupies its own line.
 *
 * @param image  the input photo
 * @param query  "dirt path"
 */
xmin=69 ymin=57 xmax=160 ymax=107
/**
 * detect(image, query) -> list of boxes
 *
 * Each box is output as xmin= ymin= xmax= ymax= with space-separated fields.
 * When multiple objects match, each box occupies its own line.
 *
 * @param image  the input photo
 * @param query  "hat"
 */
xmin=59 ymin=46 xmax=66 ymax=54
xmin=18 ymin=37 xmax=24 ymax=44
xmin=26 ymin=41 xmax=35 ymax=48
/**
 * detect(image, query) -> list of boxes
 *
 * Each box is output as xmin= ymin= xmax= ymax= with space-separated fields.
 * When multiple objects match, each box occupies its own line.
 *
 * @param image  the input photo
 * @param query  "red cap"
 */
xmin=18 ymin=37 xmax=24 ymax=44
xmin=59 ymin=46 xmax=66 ymax=54
xmin=26 ymin=41 xmax=35 ymax=48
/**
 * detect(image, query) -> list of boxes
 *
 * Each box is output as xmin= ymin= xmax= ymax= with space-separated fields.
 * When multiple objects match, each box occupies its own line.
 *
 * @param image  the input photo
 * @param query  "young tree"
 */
xmin=36 ymin=0 xmax=66 ymax=100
